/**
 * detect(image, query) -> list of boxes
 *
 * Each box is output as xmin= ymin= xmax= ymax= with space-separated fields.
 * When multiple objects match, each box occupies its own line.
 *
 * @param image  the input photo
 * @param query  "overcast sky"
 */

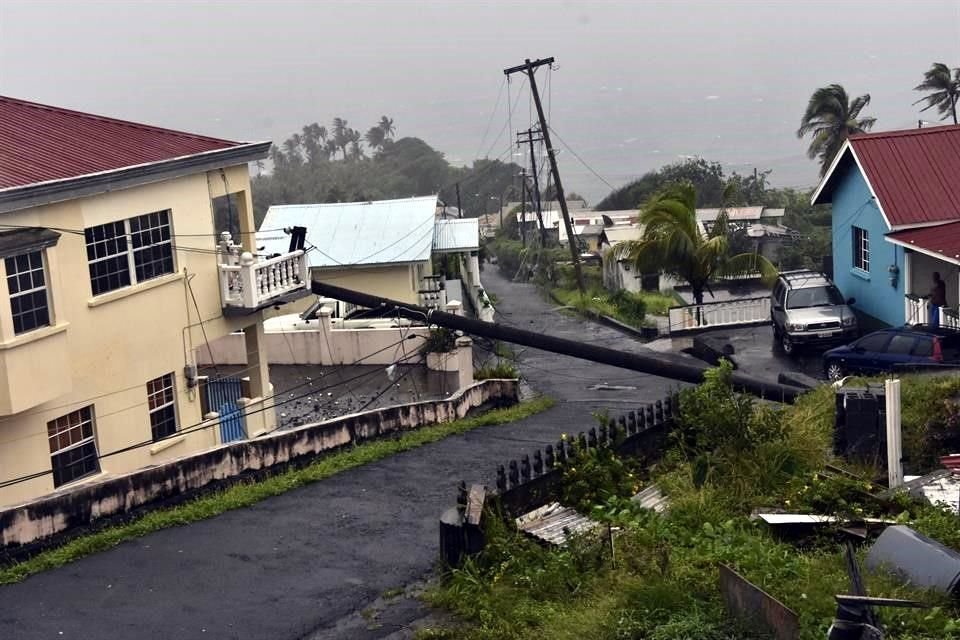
xmin=1 ymin=0 xmax=958 ymax=202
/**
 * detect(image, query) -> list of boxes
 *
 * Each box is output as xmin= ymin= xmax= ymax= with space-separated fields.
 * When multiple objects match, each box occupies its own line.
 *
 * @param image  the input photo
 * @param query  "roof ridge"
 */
xmin=851 ymin=123 xmax=960 ymax=141
xmin=0 ymin=95 xmax=238 ymax=146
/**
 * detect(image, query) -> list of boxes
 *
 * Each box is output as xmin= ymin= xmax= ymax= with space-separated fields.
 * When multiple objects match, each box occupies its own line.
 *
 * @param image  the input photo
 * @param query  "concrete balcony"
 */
xmin=0 ymin=324 xmax=71 ymax=415
xmin=219 ymin=249 xmax=310 ymax=316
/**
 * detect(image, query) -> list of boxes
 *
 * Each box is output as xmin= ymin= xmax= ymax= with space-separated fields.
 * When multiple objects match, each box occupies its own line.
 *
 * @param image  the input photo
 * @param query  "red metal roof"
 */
xmin=0 ymin=96 xmax=243 ymax=190
xmin=942 ymin=454 xmax=960 ymax=475
xmin=849 ymin=124 xmax=960 ymax=227
xmin=887 ymin=221 xmax=960 ymax=263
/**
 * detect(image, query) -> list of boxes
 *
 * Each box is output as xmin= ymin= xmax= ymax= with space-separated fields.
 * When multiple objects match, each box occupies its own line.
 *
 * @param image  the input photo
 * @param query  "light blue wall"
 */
xmin=830 ymin=164 xmax=904 ymax=327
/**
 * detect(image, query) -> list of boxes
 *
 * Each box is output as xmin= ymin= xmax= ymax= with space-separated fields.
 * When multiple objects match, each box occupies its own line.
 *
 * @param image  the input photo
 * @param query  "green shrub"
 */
xmin=474 ymin=362 xmax=518 ymax=380
xmin=421 ymin=327 xmax=457 ymax=354
xmin=608 ymin=289 xmax=646 ymax=325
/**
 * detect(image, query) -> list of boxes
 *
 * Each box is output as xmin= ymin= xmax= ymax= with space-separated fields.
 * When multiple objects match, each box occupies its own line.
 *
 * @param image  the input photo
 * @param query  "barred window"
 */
xmin=5 ymin=250 xmax=50 ymax=334
xmin=47 ymin=406 xmax=100 ymax=487
xmin=85 ymin=211 xmax=174 ymax=296
xmin=853 ymin=226 xmax=870 ymax=272
xmin=147 ymin=373 xmax=177 ymax=441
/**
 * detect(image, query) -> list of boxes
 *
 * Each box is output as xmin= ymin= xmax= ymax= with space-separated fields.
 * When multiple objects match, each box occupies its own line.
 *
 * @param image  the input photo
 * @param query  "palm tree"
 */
xmin=914 ymin=62 xmax=960 ymax=125
xmin=613 ymin=183 xmax=777 ymax=310
xmin=332 ymin=117 xmax=350 ymax=160
xmin=254 ymin=160 xmax=265 ymax=177
xmin=797 ymin=84 xmax=876 ymax=176
xmin=378 ymin=116 xmax=395 ymax=139
xmin=346 ymin=128 xmax=364 ymax=160
xmin=365 ymin=125 xmax=386 ymax=150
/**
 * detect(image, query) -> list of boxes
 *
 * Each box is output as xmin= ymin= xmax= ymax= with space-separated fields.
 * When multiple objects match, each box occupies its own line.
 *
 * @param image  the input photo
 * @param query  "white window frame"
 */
xmin=853 ymin=226 xmax=870 ymax=272
xmin=47 ymin=405 xmax=100 ymax=487
xmin=147 ymin=373 xmax=178 ymax=442
xmin=5 ymin=249 xmax=51 ymax=335
xmin=85 ymin=210 xmax=175 ymax=296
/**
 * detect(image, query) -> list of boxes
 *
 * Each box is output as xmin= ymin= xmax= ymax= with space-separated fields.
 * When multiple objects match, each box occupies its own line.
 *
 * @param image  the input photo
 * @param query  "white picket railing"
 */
xmin=219 ymin=250 xmax=309 ymax=310
xmin=667 ymin=296 xmax=771 ymax=334
xmin=905 ymin=294 xmax=960 ymax=329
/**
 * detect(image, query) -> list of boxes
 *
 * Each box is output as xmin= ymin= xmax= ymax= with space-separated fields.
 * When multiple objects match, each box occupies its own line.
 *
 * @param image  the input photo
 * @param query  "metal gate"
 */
xmin=207 ymin=377 xmax=247 ymax=443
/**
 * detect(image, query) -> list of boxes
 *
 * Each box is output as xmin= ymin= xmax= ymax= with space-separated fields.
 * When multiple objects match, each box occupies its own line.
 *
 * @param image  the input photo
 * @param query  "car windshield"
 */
xmin=786 ymin=286 xmax=845 ymax=309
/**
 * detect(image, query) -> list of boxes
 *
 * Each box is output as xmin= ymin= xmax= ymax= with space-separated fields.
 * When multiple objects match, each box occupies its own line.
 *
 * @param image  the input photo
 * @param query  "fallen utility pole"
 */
xmin=505 ymin=57 xmax=585 ymax=293
xmin=310 ymin=280 xmax=804 ymax=403
xmin=517 ymin=129 xmax=548 ymax=246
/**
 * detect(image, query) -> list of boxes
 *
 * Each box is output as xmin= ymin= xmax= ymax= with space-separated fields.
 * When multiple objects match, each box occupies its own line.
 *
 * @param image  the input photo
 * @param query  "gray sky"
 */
xmin=2 ymin=0 xmax=959 ymax=202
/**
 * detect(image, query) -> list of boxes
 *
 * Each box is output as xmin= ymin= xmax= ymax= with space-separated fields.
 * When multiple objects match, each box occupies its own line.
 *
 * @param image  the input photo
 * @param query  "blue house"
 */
xmin=813 ymin=124 xmax=960 ymax=328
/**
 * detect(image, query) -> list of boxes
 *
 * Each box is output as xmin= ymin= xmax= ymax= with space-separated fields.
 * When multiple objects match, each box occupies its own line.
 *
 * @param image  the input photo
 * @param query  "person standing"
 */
xmin=929 ymin=271 xmax=947 ymax=328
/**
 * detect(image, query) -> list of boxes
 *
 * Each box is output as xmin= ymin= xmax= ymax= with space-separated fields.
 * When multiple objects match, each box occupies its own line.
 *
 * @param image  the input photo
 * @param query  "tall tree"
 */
xmin=914 ymin=62 xmax=960 ymax=125
xmin=378 ymin=116 xmax=396 ymax=139
xmin=797 ymin=84 xmax=876 ymax=176
xmin=332 ymin=117 xmax=350 ymax=160
xmin=365 ymin=125 xmax=386 ymax=150
xmin=613 ymin=183 xmax=777 ymax=307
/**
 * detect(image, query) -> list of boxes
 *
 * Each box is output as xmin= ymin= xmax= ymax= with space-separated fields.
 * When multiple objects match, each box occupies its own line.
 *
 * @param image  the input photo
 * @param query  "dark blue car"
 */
xmin=823 ymin=327 xmax=960 ymax=380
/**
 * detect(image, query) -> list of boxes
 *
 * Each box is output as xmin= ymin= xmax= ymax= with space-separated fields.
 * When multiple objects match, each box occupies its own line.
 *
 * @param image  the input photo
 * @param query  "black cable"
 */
xmin=0 ymin=336 xmax=420 ymax=490
xmin=186 ymin=274 xmax=220 ymax=378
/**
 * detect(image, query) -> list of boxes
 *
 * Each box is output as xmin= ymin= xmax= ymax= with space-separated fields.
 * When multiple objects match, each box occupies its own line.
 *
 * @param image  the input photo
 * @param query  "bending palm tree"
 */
xmin=914 ymin=62 xmax=960 ymax=125
xmin=613 ymin=183 xmax=777 ymax=315
xmin=378 ymin=116 xmax=395 ymax=139
xmin=797 ymin=84 xmax=876 ymax=176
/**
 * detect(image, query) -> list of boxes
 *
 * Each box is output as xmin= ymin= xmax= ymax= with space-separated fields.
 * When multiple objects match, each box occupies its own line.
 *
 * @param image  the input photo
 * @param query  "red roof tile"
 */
xmin=849 ymin=124 xmax=960 ymax=227
xmin=0 ymin=96 xmax=243 ymax=190
xmin=887 ymin=221 xmax=960 ymax=263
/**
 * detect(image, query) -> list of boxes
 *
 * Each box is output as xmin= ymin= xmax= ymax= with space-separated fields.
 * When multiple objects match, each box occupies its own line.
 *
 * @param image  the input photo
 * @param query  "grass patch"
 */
xmin=552 ymin=286 xmax=677 ymax=327
xmin=0 ymin=396 xmax=556 ymax=586
xmin=475 ymin=362 xmax=519 ymax=380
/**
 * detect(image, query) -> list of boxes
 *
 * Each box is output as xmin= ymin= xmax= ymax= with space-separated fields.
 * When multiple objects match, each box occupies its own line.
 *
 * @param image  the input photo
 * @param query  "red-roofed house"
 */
xmin=813 ymin=124 xmax=960 ymax=328
xmin=0 ymin=97 xmax=308 ymax=507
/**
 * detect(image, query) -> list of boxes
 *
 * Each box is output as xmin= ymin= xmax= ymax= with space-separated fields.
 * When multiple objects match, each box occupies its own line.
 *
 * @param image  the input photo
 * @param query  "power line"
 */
xmin=0 ymin=336 xmax=421 ymax=490
xmin=547 ymin=125 xmax=617 ymax=191
xmin=473 ymin=77 xmax=507 ymax=161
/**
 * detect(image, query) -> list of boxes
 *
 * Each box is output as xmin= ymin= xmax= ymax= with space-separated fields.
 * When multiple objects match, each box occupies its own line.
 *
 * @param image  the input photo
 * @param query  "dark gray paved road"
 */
xmin=0 ymin=267 xmax=679 ymax=640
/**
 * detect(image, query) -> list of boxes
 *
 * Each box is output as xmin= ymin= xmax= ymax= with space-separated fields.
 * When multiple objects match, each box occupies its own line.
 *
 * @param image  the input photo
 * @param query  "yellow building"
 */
xmin=0 ymin=96 xmax=308 ymax=507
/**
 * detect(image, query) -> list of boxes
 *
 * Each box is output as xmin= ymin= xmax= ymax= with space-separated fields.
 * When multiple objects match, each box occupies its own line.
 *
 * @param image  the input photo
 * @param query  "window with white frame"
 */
xmin=147 ymin=373 xmax=177 ymax=441
xmin=85 ymin=210 xmax=174 ymax=296
xmin=5 ymin=250 xmax=50 ymax=335
xmin=853 ymin=226 xmax=870 ymax=272
xmin=47 ymin=406 xmax=100 ymax=487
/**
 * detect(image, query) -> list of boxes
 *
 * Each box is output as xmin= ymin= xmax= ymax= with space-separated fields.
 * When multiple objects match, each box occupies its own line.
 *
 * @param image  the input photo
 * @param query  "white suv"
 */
xmin=771 ymin=270 xmax=858 ymax=355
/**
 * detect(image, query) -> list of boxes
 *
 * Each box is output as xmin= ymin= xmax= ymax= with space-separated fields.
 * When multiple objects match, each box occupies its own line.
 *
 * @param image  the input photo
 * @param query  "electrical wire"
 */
xmin=547 ymin=125 xmax=617 ymax=191
xmin=0 ymin=336 xmax=421 ymax=490
xmin=474 ymin=77 xmax=507 ymax=162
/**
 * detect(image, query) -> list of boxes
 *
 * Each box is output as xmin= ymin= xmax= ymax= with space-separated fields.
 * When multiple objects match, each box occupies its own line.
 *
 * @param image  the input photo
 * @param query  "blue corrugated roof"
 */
xmin=257 ymin=196 xmax=438 ymax=268
xmin=433 ymin=218 xmax=479 ymax=253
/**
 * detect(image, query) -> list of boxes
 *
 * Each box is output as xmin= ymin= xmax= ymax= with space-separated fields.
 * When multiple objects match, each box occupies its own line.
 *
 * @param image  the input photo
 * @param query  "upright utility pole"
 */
xmin=504 ymin=57 xmax=585 ymax=292
xmin=519 ymin=169 xmax=527 ymax=247
xmin=517 ymin=129 xmax=547 ymax=247
xmin=455 ymin=183 xmax=463 ymax=218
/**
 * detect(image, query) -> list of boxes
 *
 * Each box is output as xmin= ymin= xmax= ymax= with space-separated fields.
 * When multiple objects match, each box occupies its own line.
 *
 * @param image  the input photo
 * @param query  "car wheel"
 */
xmin=781 ymin=334 xmax=795 ymax=356
xmin=826 ymin=361 xmax=845 ymax=381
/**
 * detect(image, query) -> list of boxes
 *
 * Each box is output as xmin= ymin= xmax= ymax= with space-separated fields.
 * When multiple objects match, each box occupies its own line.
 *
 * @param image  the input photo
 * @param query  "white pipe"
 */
xmin=885 ymin=378 xmax=903 ymax=489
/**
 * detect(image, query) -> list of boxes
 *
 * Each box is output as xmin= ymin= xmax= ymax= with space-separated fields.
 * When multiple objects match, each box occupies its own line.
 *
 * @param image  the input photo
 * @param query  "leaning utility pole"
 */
xmin=519 ymin=168 xmax=527 ymax=247
xmin=517 ymin=129 xmax=548 ymax=247
xmin=504 ymin=57 xmax=585 ymax=292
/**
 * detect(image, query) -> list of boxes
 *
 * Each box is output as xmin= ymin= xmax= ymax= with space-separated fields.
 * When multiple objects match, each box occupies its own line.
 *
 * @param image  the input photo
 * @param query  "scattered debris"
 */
xmin=866 ymin=525 xmax=960 ymax=596
xmin=719 ymin=563 xmax=799 ymax=640
xmin=895 ymin=469 xmax=960 ymax=514
xmin=632 ymin=484 xmax=669 ymax=513
xmin=515 ymin=502 xmax=601 ymax=546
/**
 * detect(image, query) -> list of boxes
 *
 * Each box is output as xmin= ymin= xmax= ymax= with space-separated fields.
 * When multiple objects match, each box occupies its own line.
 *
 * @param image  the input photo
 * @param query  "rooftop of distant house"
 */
xmin=258 ymin=196 xmax=440 ymax=268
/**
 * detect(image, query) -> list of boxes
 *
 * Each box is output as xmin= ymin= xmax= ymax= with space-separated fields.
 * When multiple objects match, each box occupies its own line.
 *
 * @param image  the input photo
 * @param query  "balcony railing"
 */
xmin=667 ymin=296 xmax=771 ymax=335
xmin=219 ymin=250 xmax=309 ymax=313
xmin=905 ymin=293 xmax=960 ymax=329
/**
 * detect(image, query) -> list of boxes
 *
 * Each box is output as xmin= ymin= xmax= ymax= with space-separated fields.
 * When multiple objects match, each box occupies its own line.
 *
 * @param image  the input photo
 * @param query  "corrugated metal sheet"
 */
xmin=887 ymin=220 xmax=960 ymax=263
xmin=515 ymin=502 xmax=600 ymax=546
xmin=852 ymin=125 xmax=960 ymax=227
xmin=0 ymin=96 xmax=242 ymax=190
xmin=632 ymin=484 xmax=669 ymax=512
xmin=697 ymin=206 xmax=773 ymax=223
xmin=257 ymin=196 xmax=438 ymax=268
xmin=433 ymin=218 xmax=479 ymax=253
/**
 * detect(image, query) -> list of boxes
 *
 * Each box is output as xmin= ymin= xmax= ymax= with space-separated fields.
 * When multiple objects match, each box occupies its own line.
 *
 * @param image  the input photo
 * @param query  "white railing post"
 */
xmin=239 ymin=252 xmax=258 ymax=308
xmin=885 ymin=378 xmax=903 ymax=489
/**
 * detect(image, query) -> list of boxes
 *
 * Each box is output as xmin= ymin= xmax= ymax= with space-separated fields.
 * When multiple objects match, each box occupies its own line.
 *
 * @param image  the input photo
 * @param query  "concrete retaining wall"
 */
xmin=0 ymin=379 xmax=518 ymax=552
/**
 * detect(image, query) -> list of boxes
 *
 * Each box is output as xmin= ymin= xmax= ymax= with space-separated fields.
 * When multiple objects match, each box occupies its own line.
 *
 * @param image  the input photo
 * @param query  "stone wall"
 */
xmin=0 ymin=379 xmax=518 ymax=553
